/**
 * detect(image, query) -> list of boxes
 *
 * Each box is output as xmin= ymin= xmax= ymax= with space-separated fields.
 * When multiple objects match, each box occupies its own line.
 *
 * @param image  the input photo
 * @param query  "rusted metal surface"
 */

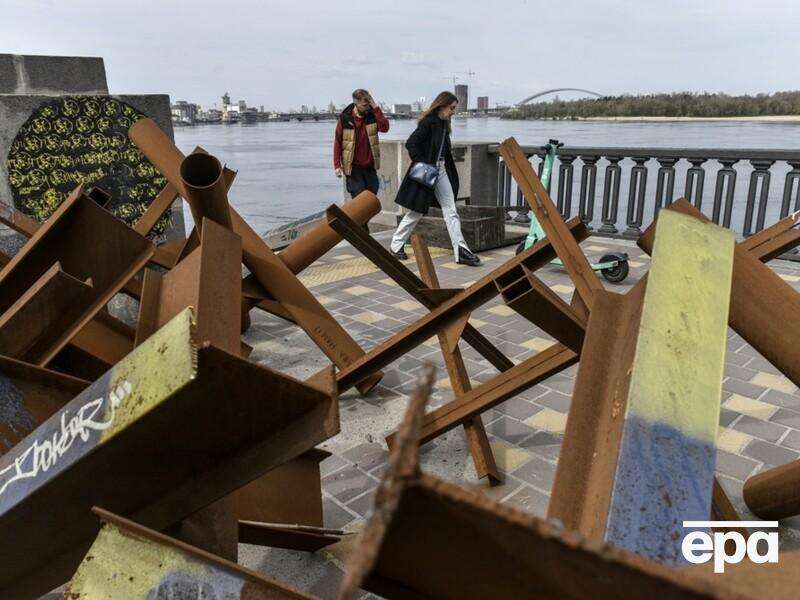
xmin=743 ymin=459 xmax=800 ymax=519
xmin=180 ymin=153 xmax=234 ymax=230
xmin=410 ymin=234 xmax=501 ymax=485
xmin=0 ymin=187 xmax=153 ymax=370
xmin=65 ymin=507 xmax=315 ymax=599
xmin=498 ymin=264 xmax=586 ymax=353
xmin=325 ymin=214 xmax=590 ymax=394
xmin=498 ymin=137 xmax=604 ymax=309
xmin=0 ymin=308 xmax=339 ymax=598
xmin=0 ymin=262 xmax=93 ymax=362
xmin=0 ymin=355 xmax=87 ymax=452
xmin=326 ymin=203 xmax=514 ymax=374
xmin=238 ymin=522 xmax=345 ymax=552
xmin=129 ymin=119 xmax=382 ymax=395
xmin=342 ymin=370 xmax=736 ymax=600
xmin=136 ymin=217 xmax=242 ymax=355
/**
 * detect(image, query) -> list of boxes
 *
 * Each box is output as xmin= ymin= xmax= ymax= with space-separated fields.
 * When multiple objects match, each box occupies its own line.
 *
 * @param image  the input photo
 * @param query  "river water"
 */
xmin=174 ymin=118 xmax=800 ymax=234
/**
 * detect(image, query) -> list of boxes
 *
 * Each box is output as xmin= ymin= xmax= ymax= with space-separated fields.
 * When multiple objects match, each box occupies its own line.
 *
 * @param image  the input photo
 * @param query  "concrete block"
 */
xmin=0 ymin=54 xmax=108 ymax=95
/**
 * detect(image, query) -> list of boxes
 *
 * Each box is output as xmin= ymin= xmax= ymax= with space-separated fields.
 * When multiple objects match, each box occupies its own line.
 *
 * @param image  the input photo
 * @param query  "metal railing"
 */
xmin=489 ymin=145 xmax=800 ymax=243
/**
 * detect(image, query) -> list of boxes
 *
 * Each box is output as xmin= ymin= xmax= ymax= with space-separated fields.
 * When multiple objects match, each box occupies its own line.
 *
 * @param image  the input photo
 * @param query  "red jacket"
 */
xmin=333 ymin=106 xmax=390 ymax=170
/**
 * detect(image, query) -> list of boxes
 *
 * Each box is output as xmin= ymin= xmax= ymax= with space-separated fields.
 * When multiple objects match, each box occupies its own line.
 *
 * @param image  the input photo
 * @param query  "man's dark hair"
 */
xmin=352 ymin=89 xmax=370 ymax=101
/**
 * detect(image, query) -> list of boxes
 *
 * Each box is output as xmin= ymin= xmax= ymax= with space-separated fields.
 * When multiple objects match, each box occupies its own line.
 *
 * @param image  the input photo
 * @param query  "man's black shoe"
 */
xmin=391 ymin=247 xmax=408 ymax=260
xmin=457 ymin=247 xmax=481 ymax=266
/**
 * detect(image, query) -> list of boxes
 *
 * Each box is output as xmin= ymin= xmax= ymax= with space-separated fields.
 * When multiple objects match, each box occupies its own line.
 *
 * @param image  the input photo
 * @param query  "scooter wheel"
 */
xmin=515 ymin=240 xmax=526 ymax=255
xmin=600 ymin=253 xmax=629 ymax=284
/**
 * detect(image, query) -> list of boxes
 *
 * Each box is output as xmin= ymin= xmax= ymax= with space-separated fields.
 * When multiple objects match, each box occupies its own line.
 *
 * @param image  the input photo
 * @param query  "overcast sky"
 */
xmin=2 ymin=0 xmax=799 ymax=111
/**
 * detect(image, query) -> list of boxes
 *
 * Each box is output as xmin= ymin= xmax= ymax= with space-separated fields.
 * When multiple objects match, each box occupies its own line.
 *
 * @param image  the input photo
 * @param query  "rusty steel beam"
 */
xmin=410 ymin=234 xmax=501 ymax=486
xmin=498 ymin=137 xmax=604 ymax=309
xmin=135 ymin=217 xmax=242 ymax=355
xmin=65 ymin=507 xmax=314 ymax=599
xmin=639 ymin=200 xmax=800 ymax=392
xmin=180 ymin=153 xmax=234 ymax=231
xmin=0 ymin=356 xmax=87 ymax=452
xmin=129 ymin=120 xmax=382 ymax=395
xmin=0 ymin=187 xmax=153 ymax=369
xmin=551 ymin=210 xmax=734 ymax=564
xmin=0 ymin=308 xmax=338 ymax=598
xmin=498 ymin=264 xmax=586 ymax=353
xmin=326 ymin=218 xmax=590 ymax=394
xmin=326 ymin=204 xmax=515 ymax=374
xmin=743 ymin=460 xmax=800 ymax=519
xmin=341 ymin=370 xmax=732 ymax=600
xmin=0 ymin=262 xmax=93 ymax=362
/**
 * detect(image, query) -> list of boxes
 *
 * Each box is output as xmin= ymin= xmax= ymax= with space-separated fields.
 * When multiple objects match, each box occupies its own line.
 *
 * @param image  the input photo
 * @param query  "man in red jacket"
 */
xmin=333 ymin=89 xmax=390 ymax=198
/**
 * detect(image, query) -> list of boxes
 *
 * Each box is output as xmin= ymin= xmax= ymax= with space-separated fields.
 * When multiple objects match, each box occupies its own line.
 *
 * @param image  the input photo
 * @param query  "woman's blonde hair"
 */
xmin=418 ymin=91 xmax=458 ymax=129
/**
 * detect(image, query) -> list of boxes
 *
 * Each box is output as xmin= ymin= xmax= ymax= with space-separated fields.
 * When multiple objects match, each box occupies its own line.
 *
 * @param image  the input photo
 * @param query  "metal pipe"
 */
xmin=179 ymin=153 xmax=233 ymax=230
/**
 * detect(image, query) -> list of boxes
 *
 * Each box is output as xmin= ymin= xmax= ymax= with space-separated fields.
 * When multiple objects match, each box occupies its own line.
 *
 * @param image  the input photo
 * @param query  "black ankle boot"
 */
xmin=391 ymin=246 xmax=408 ymax=260
xmin=457 ymin=247 xmax=481 ymax=266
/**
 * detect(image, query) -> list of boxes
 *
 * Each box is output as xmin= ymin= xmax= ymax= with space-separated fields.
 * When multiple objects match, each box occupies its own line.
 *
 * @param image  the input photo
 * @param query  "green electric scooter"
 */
xmin=514 ymin=139 xmax=629 ymax=284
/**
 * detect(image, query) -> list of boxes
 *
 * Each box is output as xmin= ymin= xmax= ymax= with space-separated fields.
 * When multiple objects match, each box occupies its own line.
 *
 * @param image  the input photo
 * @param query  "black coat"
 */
xmin=394 ymin=115 xmax=459 ymax=215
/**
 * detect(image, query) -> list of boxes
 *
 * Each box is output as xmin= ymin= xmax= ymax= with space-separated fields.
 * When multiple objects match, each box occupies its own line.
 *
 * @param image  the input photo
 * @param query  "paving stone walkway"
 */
xmin=238 ymin=231 xmax=800 ymax=599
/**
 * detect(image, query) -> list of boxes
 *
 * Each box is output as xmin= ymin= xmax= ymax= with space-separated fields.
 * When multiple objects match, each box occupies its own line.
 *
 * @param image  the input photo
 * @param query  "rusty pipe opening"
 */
xmin=180 ymin=153 xmax=223 ymax=189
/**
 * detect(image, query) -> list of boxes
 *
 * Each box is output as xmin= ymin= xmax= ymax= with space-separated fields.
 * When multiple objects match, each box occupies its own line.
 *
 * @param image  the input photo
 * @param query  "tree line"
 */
xmin=503 ymin=91 xmax=800 ymax=119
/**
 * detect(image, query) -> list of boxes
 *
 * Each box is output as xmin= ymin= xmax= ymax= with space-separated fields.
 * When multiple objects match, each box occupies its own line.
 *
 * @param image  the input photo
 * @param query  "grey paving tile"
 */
xmin=716 ymin=449 xmax=759 ymax=481
xmin=511 ymin=455 xmax=557 ymax=491
xmin=323 ymin=496 xmax=356 ymax=530
xmin=346 ymin=489 xmax=376 ymax=518
xmin=723 ymin=377 xmax=767 ymax=399
xmin=719 ymin=408 xmax=739 ymax=428
xmin=520 ymin=430 xmax=563 ymax=461
xmin=770 ymin=407 xmax=800 ymax=429
xmin=486 ymin=415 xmax=536 ymax=445
xmin=781 ymin=430 xmax=800 ymax=452
xmin=534 ymin=390 xmax=572 ymax=414
xmin=322 ymin=465 xmax=378 ymax=504
xmin=495 ymin=397 xmax=542 ymax=421
xmin=732 ymin=415 xmax=788 ymax=443
xmin=320 ymin=453 xmax=350 ymax=478
xmin=743 ymin=439 xmax=800 ymax=467
xmin=342 ymin=443 xmax=388 ymax=473
xmin=504 ymin=485 xmax=550 ymax=518
xmin=762 ymin=389 xmax=800 ymax=410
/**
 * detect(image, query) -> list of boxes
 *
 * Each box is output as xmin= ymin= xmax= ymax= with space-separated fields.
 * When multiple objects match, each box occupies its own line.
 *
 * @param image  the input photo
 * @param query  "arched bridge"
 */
xmin=516 ymin=88 xmax=603 ymax=106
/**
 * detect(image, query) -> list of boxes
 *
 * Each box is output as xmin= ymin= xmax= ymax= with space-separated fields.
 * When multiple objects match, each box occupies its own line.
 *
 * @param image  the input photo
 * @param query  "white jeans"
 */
xmin=390 ymin=162 xmax=469 ymax=257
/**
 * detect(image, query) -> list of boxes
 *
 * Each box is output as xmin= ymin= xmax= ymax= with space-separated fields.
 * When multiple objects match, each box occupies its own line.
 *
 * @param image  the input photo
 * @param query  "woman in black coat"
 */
xmin=389 ymin=91 xmax=481 ymax=266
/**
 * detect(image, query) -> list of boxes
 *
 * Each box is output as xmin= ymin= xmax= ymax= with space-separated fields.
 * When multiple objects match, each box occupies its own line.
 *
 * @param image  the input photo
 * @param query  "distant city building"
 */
xmin=392 ymin=103 xmax=412 ymax=116
xmin=238 ymin=100 xmax=247 ymax=112
xmin=477 ymin=96 xmax=489 ymax=110
xmin=455 ymin=84 xmax=469 ymax=112
xmin=222 ymin=92 xmax=231 ymax=109
xmin=171 ymin=100 xmax=199 ymax=124
xmin=412 ymin=96 xmax=427 ymax=113
xmin=328 ymin=101 xmax=337 ymax=113
xmin=301 ymin=105 xmax=309 ymax=114
xmin=260 ymin=105 xmax=264 ymax=113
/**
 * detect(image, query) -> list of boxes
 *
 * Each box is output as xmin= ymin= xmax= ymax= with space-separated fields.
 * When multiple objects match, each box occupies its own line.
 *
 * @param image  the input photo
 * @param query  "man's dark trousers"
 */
xmin=346 ymin=165 xmax=379 ymax=198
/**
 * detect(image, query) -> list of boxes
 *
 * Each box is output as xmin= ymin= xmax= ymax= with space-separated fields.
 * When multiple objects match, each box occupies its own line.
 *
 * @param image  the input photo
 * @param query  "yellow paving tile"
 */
xmin=750 ymin=371 xmax=798 ymax=395
xmin=352 ymin=311 xmax=383 ymax=324
xmin=779 ymin=273 xmax=800 ymax=283
xmin=522 ymin=337 xmax=556 ymax=352
xmin=436 ymin=377 xmax=452 ymax=389
xmin=585 ymin=245 xmax=610 ymax=252
xmin=379 ymin=278 xmax=395 ymax=286
xmin=526 ymin=408 xmax=567 ymax=435
xmin=489 ymin=440 xmax=533 ymax=472
xmin=723 ymin=394 xmax=778 ymax=420
xmin=627 ymin=260 xmax=644 ymax=268
xmin=469 ymin=318 xmax=487 ymax=328
xmin=423 ymin=336 xmax=440 ymax=347
xmin=333 ymin=253 xmax=357 ymax=260
xmin=344 ymin=285 xmax=374 ymax=296
xmin=495 ymin=249 xmax=515 ymax=256
xmin=316 ymin=295 xmax=335 ymax=305
xmin=487 ymin=304 xmax=516 ymax=317
xmin=716 ymin=427 xmax=752 ymax=454
xmin=441 ymin=262 xmax=466 ymax=270
xmin=393 ymin=299 xmax=421 ymax=312
xmin=550 ymin=284 xmax=575 ymax=294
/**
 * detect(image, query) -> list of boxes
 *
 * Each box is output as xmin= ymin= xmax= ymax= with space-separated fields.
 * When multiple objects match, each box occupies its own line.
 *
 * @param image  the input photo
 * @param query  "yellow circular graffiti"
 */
xmin=6 ymin=96 xmax=168 ymax=233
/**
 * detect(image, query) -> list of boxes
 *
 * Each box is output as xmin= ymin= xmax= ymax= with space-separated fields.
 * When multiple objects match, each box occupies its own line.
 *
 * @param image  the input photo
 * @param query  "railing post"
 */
xmin=578 ymin=155 xmax=599 ymax=229
xmin=780 ymin=159 xmax=800 ymax=218
xmin=503 ymin=161 xmax=513 ymax=221
xmin=684 ymin=158 xmax=707 ymax=210
xmin=713 ymin=158 xmax=738 ymax=227
xmin=743 ymin=159 xmax=775 ymax=235
xmin=653 ymin=157 xmax=678 ymax=217
xmin=624 ymin=156 xmax=649 ymax=238
xmin=599 ymin=156 xmax=622 ymax=235
xmin=513 ymin=153 xmax=535 ymax=223
xmin=556 ymin=154 xmax=576 ymax=219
